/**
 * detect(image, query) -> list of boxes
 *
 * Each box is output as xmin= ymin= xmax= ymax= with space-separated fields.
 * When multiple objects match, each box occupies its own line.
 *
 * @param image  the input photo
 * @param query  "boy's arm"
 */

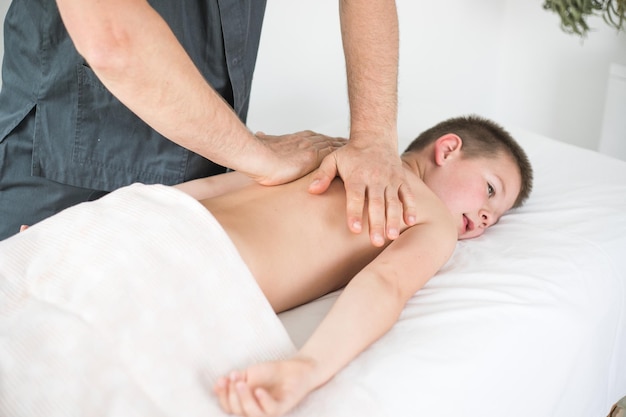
xmin=173 ymin=171 xmax=254 ymax=201
xmin=214 ymin=211 xmax=457 ymax=416
xmin=294 ymin=214 xmax=457 ymax=390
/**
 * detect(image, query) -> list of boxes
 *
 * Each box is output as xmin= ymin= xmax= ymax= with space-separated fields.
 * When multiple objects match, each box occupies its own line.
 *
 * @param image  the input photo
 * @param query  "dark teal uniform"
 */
xmin=0 ymin=0 xmax=266 ymax=239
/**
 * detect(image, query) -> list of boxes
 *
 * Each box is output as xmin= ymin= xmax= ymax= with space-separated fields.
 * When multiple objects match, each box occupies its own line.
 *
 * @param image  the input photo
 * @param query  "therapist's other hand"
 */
xmin=308 ymin=135 xmax=417 ymax=247
xmin=251 ymin=131 xmax=346 ymax=186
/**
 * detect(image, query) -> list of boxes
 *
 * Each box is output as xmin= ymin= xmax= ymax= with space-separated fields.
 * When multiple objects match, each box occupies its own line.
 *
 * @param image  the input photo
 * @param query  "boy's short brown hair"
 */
xmin=403 ymin=115 xmax=533 ymax=208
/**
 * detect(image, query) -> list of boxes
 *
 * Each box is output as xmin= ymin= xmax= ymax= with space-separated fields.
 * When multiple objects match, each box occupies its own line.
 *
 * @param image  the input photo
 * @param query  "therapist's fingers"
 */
xmin=256 ymin=131 xmax=345 ymax=148
xmin=253 ymin=131 xmax=345 ymax=186
xmin=384 ymin=186 xmax=402 ymax=240
xmin=363 ymin=184 xmax=387 ymax=247
xmin=399 ymin=182 xmax=418 ymax=226
xmin=344 ymin=181 xmax=367 ymax=235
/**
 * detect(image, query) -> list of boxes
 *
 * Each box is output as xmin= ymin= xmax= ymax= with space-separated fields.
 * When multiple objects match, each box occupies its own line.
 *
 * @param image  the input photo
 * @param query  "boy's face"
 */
xmin=425 ymin=142 xmax=522 ymax=240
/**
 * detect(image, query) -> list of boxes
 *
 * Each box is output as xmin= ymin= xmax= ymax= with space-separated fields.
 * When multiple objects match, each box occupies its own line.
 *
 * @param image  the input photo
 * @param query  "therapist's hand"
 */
xmin=250 ymin=131 xmax=347 ymax=186
xmin=308 ymin=134 xmax=417 ymax=247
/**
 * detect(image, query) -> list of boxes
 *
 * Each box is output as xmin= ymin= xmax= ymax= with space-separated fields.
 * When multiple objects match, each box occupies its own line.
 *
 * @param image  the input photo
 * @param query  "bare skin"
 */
xmin=173 ymin=133 xmax=523 ymax=416
xmin=203 ymin=170 xmax=414 ymax=313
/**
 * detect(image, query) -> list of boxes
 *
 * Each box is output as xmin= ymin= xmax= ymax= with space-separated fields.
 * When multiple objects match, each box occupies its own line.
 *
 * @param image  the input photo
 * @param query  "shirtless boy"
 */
xmin=173 ymin=115 xmax=534 ymax=416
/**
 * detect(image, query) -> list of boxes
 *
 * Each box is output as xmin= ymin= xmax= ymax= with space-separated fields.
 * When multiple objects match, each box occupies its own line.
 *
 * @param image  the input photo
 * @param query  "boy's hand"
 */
xmin=214 ymin=358 xmax=317 ymax=417
xmin=308 ymin=138 xmax=417 ymax=247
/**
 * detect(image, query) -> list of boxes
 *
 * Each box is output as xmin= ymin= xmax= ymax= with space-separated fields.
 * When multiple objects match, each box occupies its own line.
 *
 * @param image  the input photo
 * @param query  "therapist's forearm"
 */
xmin=56 ymin=0 xmax=273 ymax=176
xmin=339 ymin=0 xmax=399 ymax=143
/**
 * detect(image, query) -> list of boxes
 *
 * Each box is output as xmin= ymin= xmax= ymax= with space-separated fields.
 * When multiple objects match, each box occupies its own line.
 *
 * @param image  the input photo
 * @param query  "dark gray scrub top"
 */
xmin=0 ymin=0 xmax=266 ymax=190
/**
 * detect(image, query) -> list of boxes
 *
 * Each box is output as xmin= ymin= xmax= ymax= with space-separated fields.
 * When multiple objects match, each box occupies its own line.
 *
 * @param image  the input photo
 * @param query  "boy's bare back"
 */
xmin=200 ymin=169 xmax=450 ymax=313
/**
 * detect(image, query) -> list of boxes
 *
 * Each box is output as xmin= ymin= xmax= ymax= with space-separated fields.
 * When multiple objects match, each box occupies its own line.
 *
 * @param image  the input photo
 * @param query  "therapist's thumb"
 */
xmin=308 ymin=155 xmax=337 ymax=195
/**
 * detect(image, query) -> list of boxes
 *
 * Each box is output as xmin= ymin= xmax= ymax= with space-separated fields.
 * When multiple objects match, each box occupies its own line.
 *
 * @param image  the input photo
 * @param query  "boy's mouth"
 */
xmin=463 ymin=214 xmax=474 ymax=233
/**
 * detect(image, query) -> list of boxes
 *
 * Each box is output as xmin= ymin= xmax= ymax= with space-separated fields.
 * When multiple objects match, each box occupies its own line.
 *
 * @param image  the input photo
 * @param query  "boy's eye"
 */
xmin=487 ymin=183 xmax=495 ymax=197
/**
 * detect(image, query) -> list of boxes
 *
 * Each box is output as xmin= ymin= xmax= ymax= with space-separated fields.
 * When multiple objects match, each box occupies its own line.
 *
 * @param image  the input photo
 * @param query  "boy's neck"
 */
xmin=401 ymin=152 xmax=427 ymax=180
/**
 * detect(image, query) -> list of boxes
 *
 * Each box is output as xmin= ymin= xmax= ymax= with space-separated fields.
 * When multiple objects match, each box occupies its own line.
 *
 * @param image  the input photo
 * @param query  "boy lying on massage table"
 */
xmin=11 ymin=115 xmax=532 ymax=417
xmin=173 ymin=115 xmax=533 ymax=416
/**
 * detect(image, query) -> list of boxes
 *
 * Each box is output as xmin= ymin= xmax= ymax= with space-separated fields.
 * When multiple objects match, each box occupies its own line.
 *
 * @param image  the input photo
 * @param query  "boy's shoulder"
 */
xmin=374 ymin=167 xmax=457 ymax=259
xmin=402 ymin=168 xmax=455 ymax=231
xmin=365 ymin=174 xmax=457 ymax=298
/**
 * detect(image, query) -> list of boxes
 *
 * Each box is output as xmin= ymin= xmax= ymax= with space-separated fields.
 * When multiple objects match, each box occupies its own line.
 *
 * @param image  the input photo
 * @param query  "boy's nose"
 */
xmin=479 ymin=209 xmax=494 ymax=228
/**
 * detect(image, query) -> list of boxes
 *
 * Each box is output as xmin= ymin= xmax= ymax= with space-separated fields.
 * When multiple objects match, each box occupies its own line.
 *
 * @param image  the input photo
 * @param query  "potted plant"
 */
xmin=543 ymin=0 xmax=625 ymax=36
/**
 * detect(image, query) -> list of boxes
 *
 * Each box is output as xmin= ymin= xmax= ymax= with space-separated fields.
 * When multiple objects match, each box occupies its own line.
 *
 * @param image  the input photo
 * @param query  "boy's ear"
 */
xmin=434 ymin=134 xmax=463 ymax=166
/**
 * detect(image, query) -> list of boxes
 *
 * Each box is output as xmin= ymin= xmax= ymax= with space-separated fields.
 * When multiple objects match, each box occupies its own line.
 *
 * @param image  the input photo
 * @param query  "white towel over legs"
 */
xmin=0 ymin=183 xmax=296 ymax=417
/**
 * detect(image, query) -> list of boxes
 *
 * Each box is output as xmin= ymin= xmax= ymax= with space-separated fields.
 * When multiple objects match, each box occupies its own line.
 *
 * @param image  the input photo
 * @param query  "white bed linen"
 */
xmin=279 ymin=128 xmax=626 ymax=417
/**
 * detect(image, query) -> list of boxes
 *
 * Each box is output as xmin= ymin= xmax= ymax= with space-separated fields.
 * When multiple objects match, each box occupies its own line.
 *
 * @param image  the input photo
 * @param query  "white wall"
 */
xmin=1 ymin=0 xmax=624 ymax=151
xmin=246 ymin=0 xmax=510 ymax=146
xmin=0 ymin=0 xmax=8 ymax=72
xmin=248 ymin=0 xmax=626 ymax=152
xmin=493 ymin=0 xmax=626 ymax=151
xmin=599 ymin=64 xmax=626 ymax=159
